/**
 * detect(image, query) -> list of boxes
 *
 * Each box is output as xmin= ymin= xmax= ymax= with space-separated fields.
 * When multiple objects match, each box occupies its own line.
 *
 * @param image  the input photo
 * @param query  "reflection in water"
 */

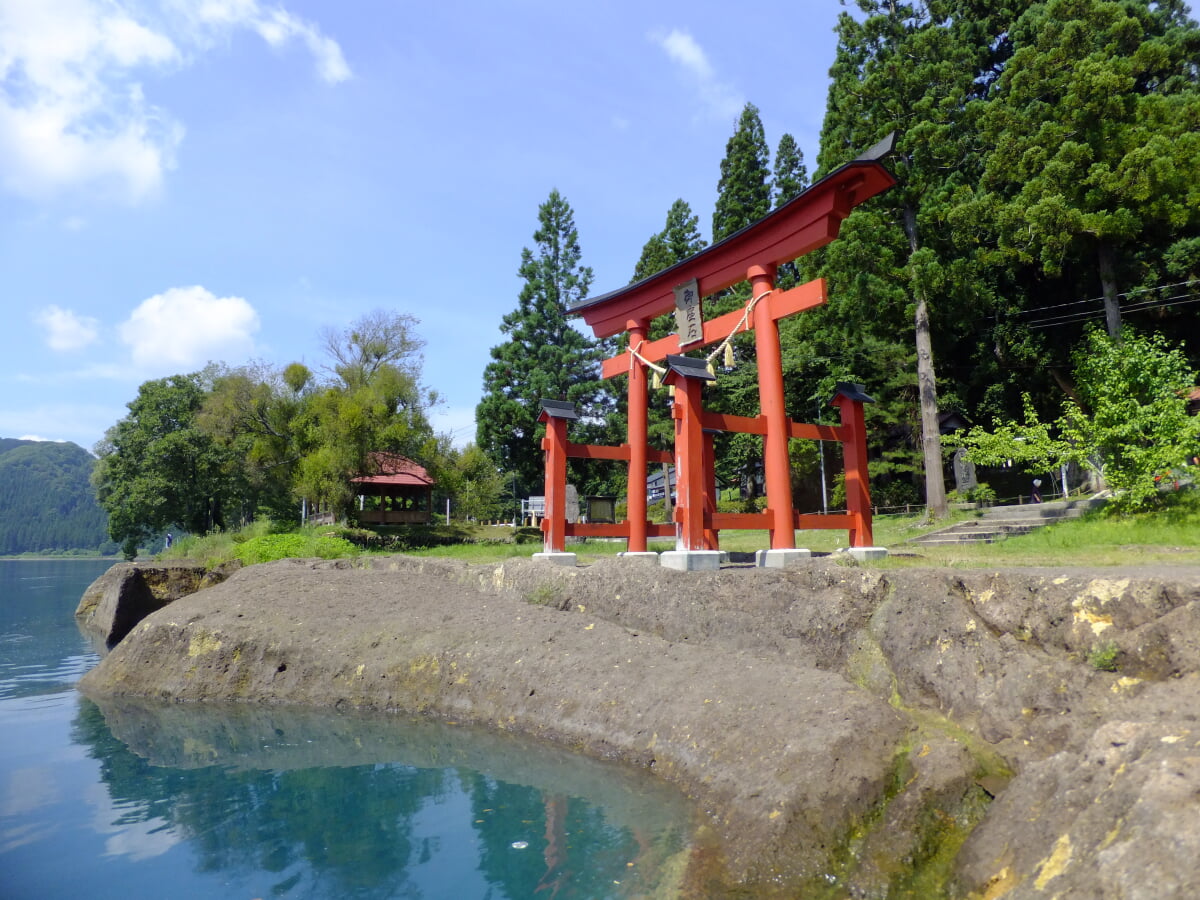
xmin=76 ymin=696 xmax=693 ymax=899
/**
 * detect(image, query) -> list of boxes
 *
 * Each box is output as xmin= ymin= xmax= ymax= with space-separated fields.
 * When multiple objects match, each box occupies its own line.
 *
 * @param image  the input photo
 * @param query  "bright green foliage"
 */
xmin=476 ymin=190 xmax=607 ymax=496
xmin=975 ymin=0 xmax=1200 ymax=337
xmin=94 ymin=311 xmax=441 ymax=542
xmin=293 ymin=310 xmax=438 ymax=519
xmin=958 ymin=327 xmax=1200 ymax=510
xmin=232 ymin=532 xmax=358 ymax=566
xmin=93 ymin=372 xmax=241 ymax=555
xmin=1061 ymin=327 xmax=1200 ymax=509
xmin=958 ymin=394 xmax=1071 ymax=472
xmin=198 ymin=362 xmax=309 ymax=523
xmin=712 ymin=103 xmax=771 ymax=242
xmin=0 ymin=440 xmax=114 ymax=554
xmin=439 ymin=443 xmax=508 ymax=522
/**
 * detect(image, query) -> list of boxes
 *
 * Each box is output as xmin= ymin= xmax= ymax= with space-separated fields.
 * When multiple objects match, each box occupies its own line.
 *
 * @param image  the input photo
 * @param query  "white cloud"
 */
xmin=180 ymin=0 xmax=351 ymax=84
xmin=0 ymin=0 xmax=349 ymax=202
xmin=651 ymin=28 xmax=743 ymax=121
xmin=254 ymin=8 xmax=351 ymax=84
xmin=34 ymin=305 xmax=101 ymax=351
xmin=119 ymin=285 xmax=259 ymax=368
xmin=0 ymin=0 xmax=183 ymax=201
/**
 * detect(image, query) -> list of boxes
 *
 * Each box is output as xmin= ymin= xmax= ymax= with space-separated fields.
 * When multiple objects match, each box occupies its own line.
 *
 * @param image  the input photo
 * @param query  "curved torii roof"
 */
xmin=570 ymin=138 xmax=897 ymax=339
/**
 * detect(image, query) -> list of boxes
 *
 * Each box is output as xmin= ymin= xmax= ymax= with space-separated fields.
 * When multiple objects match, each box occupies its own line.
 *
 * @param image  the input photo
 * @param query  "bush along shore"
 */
xmin=78 ymin=555 xmax=1200 ymax=898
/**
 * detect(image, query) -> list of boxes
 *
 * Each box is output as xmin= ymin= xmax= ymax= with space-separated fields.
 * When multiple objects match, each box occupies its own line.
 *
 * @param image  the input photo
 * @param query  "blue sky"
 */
xmin=1 ymin=0 xmax=846 ymax=452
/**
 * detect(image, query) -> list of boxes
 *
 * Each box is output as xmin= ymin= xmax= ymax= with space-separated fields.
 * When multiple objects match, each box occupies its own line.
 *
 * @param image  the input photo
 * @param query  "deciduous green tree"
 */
xmin=958 ymin=327 xmax=1200 ymax=510
xmin=93 ymin=372 xmax=238 ymax=555
xmin=293 ymin=311 xmax=439 ymax=519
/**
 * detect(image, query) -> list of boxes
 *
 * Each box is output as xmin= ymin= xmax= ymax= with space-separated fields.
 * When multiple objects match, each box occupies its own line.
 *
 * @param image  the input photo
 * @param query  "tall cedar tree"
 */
xmin=476 ymin=190 xmax=606 ymax=496
xmin=974 ymin=0 xmax=1200 ymax=339
xmin=712 ymin=103 xmax=772 ymax=243
xmin=772 ymin=133 xmax=809 ymax=208
xmin=811 ymin=1 xmax=1019 ymax=517
xmin=772 ymin=133 xmax=810 ymax=289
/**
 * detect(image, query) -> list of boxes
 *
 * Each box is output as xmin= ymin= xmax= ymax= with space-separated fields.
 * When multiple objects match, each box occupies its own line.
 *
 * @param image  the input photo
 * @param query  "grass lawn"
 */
xmin=160 ymin=493 xmax=1200 ymax=570
xmin=411 ymin=494 xmax=1200 ymax=568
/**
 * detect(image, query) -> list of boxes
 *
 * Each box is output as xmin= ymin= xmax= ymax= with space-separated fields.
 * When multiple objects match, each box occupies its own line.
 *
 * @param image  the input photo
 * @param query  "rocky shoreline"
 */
xmin=77 ymin=556 xmax=1200 ymax=898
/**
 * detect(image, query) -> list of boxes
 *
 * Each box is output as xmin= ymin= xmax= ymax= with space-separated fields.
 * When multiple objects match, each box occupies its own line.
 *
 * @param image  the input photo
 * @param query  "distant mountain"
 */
xmin=0 ymin=439 xmax=115 ymax=555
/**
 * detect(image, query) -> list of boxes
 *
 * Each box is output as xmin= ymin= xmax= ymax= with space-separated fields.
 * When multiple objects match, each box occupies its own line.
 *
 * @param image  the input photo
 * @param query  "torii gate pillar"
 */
xmin=748 ymin=263 xmax=796 ymax=549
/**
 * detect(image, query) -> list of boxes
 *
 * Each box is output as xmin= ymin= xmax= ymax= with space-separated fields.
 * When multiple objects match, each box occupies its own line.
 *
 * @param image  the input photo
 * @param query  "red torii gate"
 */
xmin=538 ymin=138 xmax=897 ymax=564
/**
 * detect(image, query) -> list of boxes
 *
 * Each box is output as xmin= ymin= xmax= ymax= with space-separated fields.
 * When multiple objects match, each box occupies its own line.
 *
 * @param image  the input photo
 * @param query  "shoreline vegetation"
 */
xmin=146 ymin=490 xmax=1200 ymax=571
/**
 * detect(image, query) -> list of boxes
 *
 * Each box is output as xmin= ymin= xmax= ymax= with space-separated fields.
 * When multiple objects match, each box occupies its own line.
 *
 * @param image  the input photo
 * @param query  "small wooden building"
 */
xmin=353 ymin=453 xmax=435 ymax=525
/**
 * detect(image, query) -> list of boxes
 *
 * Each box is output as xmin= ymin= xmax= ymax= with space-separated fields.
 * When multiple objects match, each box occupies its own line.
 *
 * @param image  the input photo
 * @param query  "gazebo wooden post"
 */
xmin=749 ymin=263 xmax=796 ymax=550
xmin=832 ymin=385 xmax=875 ymax=548
xmin=625 ymin=318 xmax=651 ymax=553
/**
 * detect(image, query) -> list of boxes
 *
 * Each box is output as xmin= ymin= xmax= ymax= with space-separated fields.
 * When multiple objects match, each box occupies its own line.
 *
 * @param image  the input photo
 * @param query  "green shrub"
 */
xmin=233 ymin=532 xmax=358 ymax=566
xmin=967 ymin=483 xmax=997 ymax=505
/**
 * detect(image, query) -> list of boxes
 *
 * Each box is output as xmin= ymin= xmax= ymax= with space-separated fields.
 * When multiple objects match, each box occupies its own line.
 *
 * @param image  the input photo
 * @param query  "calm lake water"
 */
xmin=0 ymin=559 xmax=693 ymax=899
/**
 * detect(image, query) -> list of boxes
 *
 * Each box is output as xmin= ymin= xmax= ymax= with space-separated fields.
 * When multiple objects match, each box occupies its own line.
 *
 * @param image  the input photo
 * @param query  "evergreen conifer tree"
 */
xmin=810 ymin=1 xmax=1017 ymax=517
xmin=712 ymin=103 xmax=772 ymax=243
xmin=772 ymin=133 xmax=809 ymax=208
xmin=476 ymin=190 xmax=605 ymax=497
xmin=975 ymin=0 xmax=1200 ymax=338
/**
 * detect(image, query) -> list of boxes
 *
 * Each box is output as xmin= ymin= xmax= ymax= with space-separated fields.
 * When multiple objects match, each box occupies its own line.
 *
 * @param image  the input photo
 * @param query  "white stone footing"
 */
xmin=617 ymin=551 xmax=660 ymax=562
xmin=847 ymin=547 xmax=889 ymax=561
xmin=755 ymin=548 xmax=813 ymax=568
xmin=532 ymin=552 xmax=578 ymax=566
xmin=660 ymin=550 xmax=724 ymax=572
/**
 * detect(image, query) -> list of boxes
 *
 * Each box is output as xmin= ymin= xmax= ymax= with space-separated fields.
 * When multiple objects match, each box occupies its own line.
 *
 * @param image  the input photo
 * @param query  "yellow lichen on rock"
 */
xmin=187 ymin=629 xmax=222 ymax=657
xmin=1071 ymin=596 xmax=1114 ymax=635
xmin=1033 ymin=834 xmax=1072 ymax=890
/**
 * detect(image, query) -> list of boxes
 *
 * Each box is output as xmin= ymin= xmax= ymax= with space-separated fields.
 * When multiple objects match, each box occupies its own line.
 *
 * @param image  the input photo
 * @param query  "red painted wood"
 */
xmin=602 ymin=278 xmax=827 ymax=378
xmin=576 ymin=163 xmax=894 ymax=339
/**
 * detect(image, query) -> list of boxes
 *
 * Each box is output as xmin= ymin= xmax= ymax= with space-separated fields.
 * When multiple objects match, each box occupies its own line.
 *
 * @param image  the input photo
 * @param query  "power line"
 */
xmin=1026 ymin=288 xmax=1200 ymax=329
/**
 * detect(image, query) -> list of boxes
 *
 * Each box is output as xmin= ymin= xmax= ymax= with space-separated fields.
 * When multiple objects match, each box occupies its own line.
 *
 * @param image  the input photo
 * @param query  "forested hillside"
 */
xmin=0 ymin=439 xmax=115 ymax=555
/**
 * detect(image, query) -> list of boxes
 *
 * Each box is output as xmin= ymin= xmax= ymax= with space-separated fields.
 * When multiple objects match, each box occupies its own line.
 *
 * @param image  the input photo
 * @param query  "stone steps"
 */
xmin=908 ymin=498 xmax=1103 ymax=546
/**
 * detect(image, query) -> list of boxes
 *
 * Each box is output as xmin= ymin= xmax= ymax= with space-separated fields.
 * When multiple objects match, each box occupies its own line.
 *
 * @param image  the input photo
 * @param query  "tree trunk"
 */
xmin=1098 ymin=241 xmax=1121 ymax=339
xmin=904 ymin=204 xmax=948 ymax=519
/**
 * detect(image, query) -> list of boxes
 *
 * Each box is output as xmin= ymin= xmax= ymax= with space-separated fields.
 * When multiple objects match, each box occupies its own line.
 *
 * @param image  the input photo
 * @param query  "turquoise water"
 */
xmin=0 ymin=560 xmax=692 ymax=899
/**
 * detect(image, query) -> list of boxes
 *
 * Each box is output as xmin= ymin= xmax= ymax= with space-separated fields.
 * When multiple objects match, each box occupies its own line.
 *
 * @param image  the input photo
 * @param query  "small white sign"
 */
xmin=673 ymin=278 xmax=703 ymax=346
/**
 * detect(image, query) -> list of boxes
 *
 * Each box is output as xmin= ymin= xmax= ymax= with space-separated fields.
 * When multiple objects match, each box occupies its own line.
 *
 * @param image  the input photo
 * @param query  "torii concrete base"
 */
xmin=847 ymin=547 xmax=889 ymax=561
xmin=756 ymin=548 xmax=812 ymax=568
xmin=617 ymin=551 xmax=660 ymax=562
xmin=532 ymin=552 xmax=578 ymax=566
xmin=660 ymin=550 xmax=723 ymax=572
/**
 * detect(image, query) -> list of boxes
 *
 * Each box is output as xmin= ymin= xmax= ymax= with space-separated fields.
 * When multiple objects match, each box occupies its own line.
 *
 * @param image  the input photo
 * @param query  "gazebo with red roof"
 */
xmin=353 ymin=453 xmax=435 ymax=525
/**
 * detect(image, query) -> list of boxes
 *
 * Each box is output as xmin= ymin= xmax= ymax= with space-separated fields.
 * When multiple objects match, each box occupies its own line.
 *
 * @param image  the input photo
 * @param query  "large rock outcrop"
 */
xmin=78 ymin=556 xmax=1200 ymax=898
xmin=75 ymin=561 xmax=240 ymax=647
